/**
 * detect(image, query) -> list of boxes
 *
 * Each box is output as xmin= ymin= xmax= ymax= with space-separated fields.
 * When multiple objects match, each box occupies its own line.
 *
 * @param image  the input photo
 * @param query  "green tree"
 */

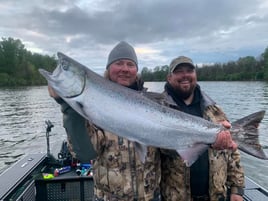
xmin=0 ymin=37 xmax=56 ymax=86
xmin=236 ymin=56 xmax=257 ymax=80
xmin=262 ymin=47 xmax=268 ymax=81
xmin=0 ymin=37 xmax=26 ymax=75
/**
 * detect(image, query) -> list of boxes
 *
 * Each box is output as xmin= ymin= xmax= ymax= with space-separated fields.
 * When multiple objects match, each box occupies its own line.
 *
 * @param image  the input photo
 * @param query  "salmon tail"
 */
xmin=231 ymin=110 xmax=268 ymax=160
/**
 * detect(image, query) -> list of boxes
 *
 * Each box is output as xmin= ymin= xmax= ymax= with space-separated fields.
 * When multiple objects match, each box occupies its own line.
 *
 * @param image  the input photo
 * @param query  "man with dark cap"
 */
xmin=160 ymin=56 xmax=244 ymax=201
xmin=48 ymin=41 xmax=162 ymax=201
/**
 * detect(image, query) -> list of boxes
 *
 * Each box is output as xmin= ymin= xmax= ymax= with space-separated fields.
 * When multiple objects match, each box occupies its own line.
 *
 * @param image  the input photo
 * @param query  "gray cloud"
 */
xmin=0 ymin=0 xmax=267 ymax=73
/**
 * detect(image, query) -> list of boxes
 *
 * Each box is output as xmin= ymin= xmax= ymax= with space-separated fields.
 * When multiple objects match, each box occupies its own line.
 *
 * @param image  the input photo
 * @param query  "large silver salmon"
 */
xmin=39 ymin=52 xmax=267 ymax=166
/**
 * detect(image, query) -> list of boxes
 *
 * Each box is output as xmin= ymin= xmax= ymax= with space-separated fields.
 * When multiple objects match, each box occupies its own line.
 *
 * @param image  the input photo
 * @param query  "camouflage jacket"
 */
xmin=160 ymin=88 xmax=245 ymax=201
xmin=85 ymin=77 xmax=161 ymax=201
xmin=56 ymin=77 xmax=162 ymax=201
xmin=86 ymin=123 xmax=161 ymax=201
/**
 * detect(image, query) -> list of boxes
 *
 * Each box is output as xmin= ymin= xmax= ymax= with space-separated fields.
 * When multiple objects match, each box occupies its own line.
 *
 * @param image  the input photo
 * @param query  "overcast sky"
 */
xmin=1 ymin=0 xmax=268 ymax=74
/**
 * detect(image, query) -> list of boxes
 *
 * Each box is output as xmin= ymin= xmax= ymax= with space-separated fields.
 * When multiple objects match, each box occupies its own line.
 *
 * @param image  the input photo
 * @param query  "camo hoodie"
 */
xmin=160 ymin=86 xmax=245 ymax=201
xmin=56 ymin=74 xmax=161 ymax=201
xmin=86 ymin=123 xmax=161 ymax=201
xmin=85 ymin=77 xmax=161 ymax=201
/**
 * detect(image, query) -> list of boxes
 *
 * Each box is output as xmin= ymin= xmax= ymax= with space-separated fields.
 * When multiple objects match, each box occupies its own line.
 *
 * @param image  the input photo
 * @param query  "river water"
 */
xmin=0 ymin=81 xmax=268 ymax=189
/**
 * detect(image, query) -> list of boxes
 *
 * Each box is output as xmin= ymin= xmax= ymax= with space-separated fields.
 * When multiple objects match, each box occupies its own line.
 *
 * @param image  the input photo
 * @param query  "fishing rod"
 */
xmin=45 ymin=120 xmax=54 ymax=156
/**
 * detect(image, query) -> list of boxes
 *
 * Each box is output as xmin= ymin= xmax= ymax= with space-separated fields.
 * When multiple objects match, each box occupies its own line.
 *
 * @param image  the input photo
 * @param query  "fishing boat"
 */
xmin=0 ymin=121 xmax=267 ymax=201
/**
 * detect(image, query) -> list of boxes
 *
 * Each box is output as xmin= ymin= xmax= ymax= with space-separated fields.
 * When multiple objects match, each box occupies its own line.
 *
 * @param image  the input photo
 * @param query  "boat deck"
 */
xmin=0 ymin=153 xmax=267 ymax=201
xmin=0 ymin=153 xmax=46 ymax=200
xmin=244 ymin=177 xmax=268 ymax=201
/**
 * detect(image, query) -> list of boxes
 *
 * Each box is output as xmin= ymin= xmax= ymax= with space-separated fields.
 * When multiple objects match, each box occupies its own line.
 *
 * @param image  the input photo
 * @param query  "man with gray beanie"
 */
xmin=48 ymin=41 xmax=161 ymax=201
xmin=106 ymin=41 xmax=138 ymax=70
xmin=90 ymin=41 xmax=161 ymax=200
xmin=103 ymin=41 xmax=145 ymax=91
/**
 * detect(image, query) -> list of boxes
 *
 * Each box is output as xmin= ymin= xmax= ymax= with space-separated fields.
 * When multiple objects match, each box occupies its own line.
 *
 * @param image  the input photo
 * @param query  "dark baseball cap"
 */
xmin=169 ymin=56 xmax=195 ymax=73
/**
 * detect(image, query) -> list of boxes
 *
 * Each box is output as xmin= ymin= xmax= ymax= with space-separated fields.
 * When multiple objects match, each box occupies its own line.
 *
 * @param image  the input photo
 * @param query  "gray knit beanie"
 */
xmin=106 ymin=41 xmax=138 ymax=70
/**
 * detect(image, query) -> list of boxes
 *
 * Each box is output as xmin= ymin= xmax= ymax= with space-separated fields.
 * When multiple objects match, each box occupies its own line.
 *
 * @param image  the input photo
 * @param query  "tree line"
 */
xmin=1 ymin=37 xmax=268 ymax=87
xmin=0 ymin=37 xmax=56 ymax=86
xmin=141 ymin=47 xmax=268 ymax=82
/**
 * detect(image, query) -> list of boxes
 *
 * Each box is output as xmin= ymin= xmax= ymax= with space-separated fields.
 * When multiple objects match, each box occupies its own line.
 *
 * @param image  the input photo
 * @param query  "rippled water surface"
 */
xmin=0 ymin=86 xmax=66 ymax=167
xmin=1 ymin=82 xmax=268 ymax=189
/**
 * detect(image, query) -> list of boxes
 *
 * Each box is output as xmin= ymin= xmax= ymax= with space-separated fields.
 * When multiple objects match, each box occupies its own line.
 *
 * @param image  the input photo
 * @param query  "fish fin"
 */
xmin=178 ymin=144 xmax=209 ymax=167
xmin=73 ymin=101 xmax=94 ymax=124
xmin=76 ymin=101 xmax=84 ymax=109
xmin=232 ymin=110 xmax=268 ymax=160
xmin=134 ymin=142 xmax=147 ymax=163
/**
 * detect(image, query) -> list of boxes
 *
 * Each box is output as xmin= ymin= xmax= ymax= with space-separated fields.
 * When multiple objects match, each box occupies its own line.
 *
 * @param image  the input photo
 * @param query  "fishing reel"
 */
xmin=45 ymin=120 xmax=54 ymax=133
